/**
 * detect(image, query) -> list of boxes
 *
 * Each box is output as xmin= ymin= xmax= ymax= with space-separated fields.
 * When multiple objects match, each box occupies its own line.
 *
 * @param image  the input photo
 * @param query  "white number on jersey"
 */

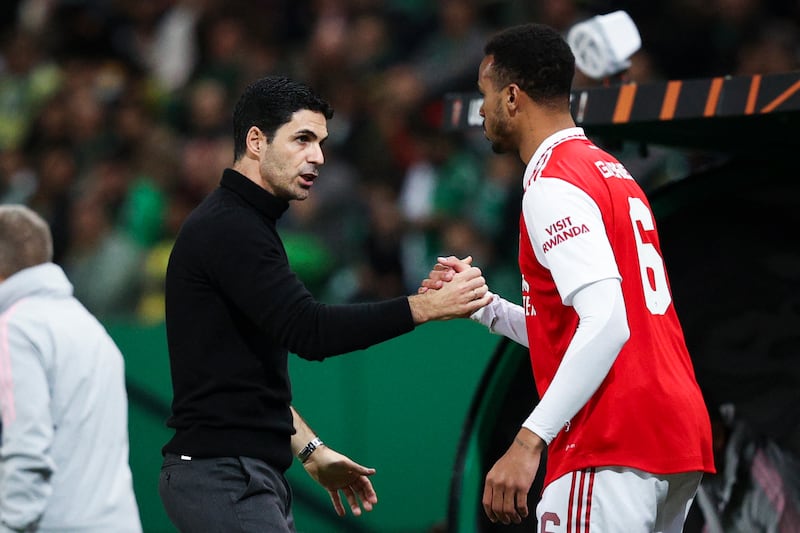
xmin=628 ymin=197 xmax=671 ymax=315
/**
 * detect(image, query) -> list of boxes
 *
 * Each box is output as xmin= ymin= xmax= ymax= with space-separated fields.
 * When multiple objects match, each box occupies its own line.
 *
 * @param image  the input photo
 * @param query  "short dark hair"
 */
xmin=0 ymin=205 xmax=53 ymax=278
xmin=232 ymin=76 xmax=334 ymax=161
xmin=484 ymin=24 xmax=575 ymax=105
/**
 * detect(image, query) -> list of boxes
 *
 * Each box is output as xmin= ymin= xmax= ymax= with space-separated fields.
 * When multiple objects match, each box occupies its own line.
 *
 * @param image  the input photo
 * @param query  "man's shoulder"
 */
xmin=181 ymin=189 xmax=262 ymax=235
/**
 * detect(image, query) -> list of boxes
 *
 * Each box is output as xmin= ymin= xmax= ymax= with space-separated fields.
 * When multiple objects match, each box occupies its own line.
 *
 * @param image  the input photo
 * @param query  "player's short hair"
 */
xmin=484 ymin=24 xmax=575 ymax=106
xmin=232 ymin=76 xmax=334 ymax=162
xmin=0 ymin=205 xmax=53 ymax=278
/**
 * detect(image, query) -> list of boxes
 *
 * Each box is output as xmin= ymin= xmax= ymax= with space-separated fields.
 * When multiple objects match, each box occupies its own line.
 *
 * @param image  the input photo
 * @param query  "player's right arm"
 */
xmin=420 ymin=256 xmax=529 ymax=347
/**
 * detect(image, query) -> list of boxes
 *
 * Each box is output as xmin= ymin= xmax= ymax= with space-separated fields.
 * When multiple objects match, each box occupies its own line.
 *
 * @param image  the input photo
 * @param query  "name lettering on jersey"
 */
xmin=542 ymin=217 xmax=590 ymax=253
xmin=521 ymin=276 xmax=535 ymax=316
xmin=522 ymin=295 xmax=536 ymax=316
xmin=595 ymin=160 xmax=633 ymax=180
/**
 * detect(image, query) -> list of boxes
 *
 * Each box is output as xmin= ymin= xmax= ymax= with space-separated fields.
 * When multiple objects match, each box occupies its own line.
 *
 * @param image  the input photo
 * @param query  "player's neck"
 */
xmin=518 ymin=110 xmax=576 ymax=163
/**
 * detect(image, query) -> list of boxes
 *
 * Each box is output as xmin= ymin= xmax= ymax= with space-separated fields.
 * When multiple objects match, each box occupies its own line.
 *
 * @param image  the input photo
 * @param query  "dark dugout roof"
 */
xmin=442 ymin=70 xmax=800 ymax=154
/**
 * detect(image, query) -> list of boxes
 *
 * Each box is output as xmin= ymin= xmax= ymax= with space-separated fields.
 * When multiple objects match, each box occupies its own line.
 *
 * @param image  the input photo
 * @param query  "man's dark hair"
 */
xmin=484 ymin=24 xmax=575 ymax=105
xmin=232 ymin=76 xmax=334 ymax=161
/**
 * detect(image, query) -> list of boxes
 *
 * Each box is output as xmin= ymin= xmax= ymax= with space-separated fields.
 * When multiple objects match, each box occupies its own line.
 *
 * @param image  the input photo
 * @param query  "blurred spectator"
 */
xmin=735 ymin=19 xmax=800 ymax=75
xmin=150 ymin=0 xmax=204 ymax=93
xmin=0 ymin=0 xmax=797 ymax=327
xmin=468 ymin=153 xmax=522 ymax=261
xmin=398 ymin=120 xmax=481 ymax=289
xmin=110 ymin=92 xmax=178 ymax=247
xmin=533 ymin=0 xmax=588 ymax=33
xmin=137 ymin=184 xmax=197 ymax=324
xmin=61 ymin=185 xmax=143 ymax=320
xmin=20 ymin=90 xmax=72 ymax=155
xmin=191 ymin=9 xmax=249 ymax=94
xmin=346 ymin=9 xmax=402 ymax=77
xmin=339 ymin=182 xmax=406 ymax=303
xmin=27 ymin=143 xmax=77 ymax=263
xmin=685 ymin=403 xmax=800 ymax=533
xmin=384 ymin=0 xmax=489 ymax=112
xmin=0 ymin=148 xmax=35 ymax=206
xmin=0 ymin=29 xmax=61 ymax=150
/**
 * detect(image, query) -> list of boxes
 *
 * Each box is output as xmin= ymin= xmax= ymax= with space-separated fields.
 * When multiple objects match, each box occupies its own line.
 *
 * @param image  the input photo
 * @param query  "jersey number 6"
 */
xmin=628 ymin=197 xmax=671 ymax=315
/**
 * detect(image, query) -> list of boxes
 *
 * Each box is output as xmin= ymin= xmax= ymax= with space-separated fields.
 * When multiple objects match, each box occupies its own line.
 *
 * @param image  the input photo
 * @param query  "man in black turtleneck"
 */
xmin=158 ymin=75 xmax=491 ymax=532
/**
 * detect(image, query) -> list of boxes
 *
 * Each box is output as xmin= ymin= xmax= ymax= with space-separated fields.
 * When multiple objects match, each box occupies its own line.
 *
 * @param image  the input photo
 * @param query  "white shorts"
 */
xmin=536 ymin=467 xmax=703 ymax=533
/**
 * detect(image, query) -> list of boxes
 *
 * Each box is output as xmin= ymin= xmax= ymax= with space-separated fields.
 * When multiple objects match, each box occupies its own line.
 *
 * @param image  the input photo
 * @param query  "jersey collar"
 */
xmin=523 ymin=127 xmax=587 ymax=190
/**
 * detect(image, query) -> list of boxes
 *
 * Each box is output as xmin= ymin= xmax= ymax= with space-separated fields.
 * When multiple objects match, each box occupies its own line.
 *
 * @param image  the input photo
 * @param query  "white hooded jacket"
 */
xmin=0 ymin=263 xmax=141 ymax=532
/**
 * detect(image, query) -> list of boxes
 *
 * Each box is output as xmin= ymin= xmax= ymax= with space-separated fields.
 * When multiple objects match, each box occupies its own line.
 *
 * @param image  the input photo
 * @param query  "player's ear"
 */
xmin=507 ymin=85 xmax=520 ymax=109
xmin=505 ymin=85 xmax=521 ymax=114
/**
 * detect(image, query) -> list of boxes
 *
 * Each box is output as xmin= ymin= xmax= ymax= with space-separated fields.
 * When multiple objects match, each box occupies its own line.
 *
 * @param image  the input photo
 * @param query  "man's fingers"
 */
xmin=503 ymin=488 xmax=521 ymax=524
xmin=492 ymin=482 xmax=508 ymax=524
xmin=482 ymin=482 xmax=498 ymax=523
xmin=437 ymin=255 xmax=473 ymax=273
xmin=329 ymin=490 xmax=346 ymax=517
xmin=420 ymin=278 xmax=445 ymax=291
xmin=349 ymin=464 xmax=376 ymax=477
xmin=342 ymin=486 xmax=362 ymax=516
xmin=353 ymin=475 xmax=378 ymax=506
xmin=452 ymin=267 xmax=483 ymax=283
xmin=516 ymin=490 xmax=529 ymax=518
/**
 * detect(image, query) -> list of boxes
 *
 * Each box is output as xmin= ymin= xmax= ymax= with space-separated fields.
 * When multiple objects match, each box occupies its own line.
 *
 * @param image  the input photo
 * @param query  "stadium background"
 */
xmin=1 ymin=0 xmax=798 ymax=531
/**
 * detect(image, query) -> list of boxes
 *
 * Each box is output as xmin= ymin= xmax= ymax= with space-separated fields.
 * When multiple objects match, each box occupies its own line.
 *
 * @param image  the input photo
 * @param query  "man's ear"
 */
xmin=507 ymin=85 xmax=519 ymax=109
xmin=245 ymin=126 xmax=264 ymax=155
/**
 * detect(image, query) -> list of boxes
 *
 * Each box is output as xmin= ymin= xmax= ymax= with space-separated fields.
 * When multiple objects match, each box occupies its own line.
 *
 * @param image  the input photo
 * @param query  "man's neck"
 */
xmin=518 ymin=110 xmax=576 ymax=164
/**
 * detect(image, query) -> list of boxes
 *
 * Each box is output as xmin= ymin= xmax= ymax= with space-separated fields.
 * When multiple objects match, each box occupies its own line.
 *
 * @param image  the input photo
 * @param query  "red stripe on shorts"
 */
xmin=584 ymin=468 xmax=596 ymax=532
xmin=576 ymin=470 xmax=587 ymax=532
xmin=567 ymin=471 xmax=578 ymax=532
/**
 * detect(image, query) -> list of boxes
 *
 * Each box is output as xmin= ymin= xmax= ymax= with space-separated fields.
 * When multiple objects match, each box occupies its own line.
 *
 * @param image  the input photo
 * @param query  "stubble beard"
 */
xmin=487 ymin=119 xmax=514 ymax=154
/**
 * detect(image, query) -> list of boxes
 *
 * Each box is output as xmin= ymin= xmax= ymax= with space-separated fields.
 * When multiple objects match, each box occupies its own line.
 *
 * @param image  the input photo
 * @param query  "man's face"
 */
xmin=477 ymin=56 xmax=515 ymax=154
xmin=258 ymin=109 xmax=328 ymax=201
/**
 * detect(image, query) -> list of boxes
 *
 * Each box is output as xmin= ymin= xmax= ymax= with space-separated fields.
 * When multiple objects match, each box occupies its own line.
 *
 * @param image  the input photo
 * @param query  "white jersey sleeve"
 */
xmin=523 ymin=177 xmax=621 ymax=304
xmin=470 ymin=293 xmax=529 ymax=347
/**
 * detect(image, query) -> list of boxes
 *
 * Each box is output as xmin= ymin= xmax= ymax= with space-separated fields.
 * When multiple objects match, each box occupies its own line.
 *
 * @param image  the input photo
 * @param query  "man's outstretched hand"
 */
xmin=303 ymin=445 xmax=378 ymax=517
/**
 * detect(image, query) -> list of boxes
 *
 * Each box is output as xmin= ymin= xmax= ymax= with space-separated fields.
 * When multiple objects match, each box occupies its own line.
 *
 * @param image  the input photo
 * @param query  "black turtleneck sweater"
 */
xmin=163 ymin=169 xmax=414 ymax=471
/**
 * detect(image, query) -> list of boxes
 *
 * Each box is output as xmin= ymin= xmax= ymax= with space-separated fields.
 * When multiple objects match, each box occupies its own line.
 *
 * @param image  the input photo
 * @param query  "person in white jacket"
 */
xmin=0 ymin=205 xmax=142 ymax=533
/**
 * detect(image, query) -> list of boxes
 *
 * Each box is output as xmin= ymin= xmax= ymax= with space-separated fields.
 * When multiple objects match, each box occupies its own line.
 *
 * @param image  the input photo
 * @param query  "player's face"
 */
xmin=258 ymin=109 xmax=328 ymax=201
xmin=478 ymin=56 xmax=515 ymax=154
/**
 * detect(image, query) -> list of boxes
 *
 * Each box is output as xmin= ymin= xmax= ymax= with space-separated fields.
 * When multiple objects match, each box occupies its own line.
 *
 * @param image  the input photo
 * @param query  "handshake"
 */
xmin=408 ymin=255 xmax=492 ymax=324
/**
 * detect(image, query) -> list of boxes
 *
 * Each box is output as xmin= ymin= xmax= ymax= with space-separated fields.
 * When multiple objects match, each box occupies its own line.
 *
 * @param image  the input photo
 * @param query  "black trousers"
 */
xmin=159 ymin=454 xmax=296 ymax=533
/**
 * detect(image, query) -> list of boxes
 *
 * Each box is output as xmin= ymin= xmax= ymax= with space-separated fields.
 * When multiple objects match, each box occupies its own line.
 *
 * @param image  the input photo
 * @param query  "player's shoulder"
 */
xmin=546 ymin=138 xmax=631 ymax=184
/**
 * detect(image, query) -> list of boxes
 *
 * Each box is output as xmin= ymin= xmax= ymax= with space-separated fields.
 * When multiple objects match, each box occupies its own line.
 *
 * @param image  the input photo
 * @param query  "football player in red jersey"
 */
xmin=423 ymin=23 xmax=715 ymax=531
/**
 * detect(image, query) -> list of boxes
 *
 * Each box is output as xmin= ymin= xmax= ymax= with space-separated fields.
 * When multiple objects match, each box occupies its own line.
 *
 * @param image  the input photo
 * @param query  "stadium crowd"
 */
xmin=0 ymin=0 xmax=798 ymax=323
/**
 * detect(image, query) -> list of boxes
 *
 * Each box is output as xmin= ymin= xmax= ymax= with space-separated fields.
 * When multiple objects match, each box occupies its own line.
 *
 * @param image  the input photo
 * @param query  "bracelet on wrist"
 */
xmin=298 ymin=437 xmax=323 ymax=463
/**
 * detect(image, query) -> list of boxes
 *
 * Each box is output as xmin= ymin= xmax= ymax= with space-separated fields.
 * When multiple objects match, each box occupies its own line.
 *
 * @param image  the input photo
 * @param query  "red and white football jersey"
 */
xmin=519 ymin=128 xmax=715 ymax=487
